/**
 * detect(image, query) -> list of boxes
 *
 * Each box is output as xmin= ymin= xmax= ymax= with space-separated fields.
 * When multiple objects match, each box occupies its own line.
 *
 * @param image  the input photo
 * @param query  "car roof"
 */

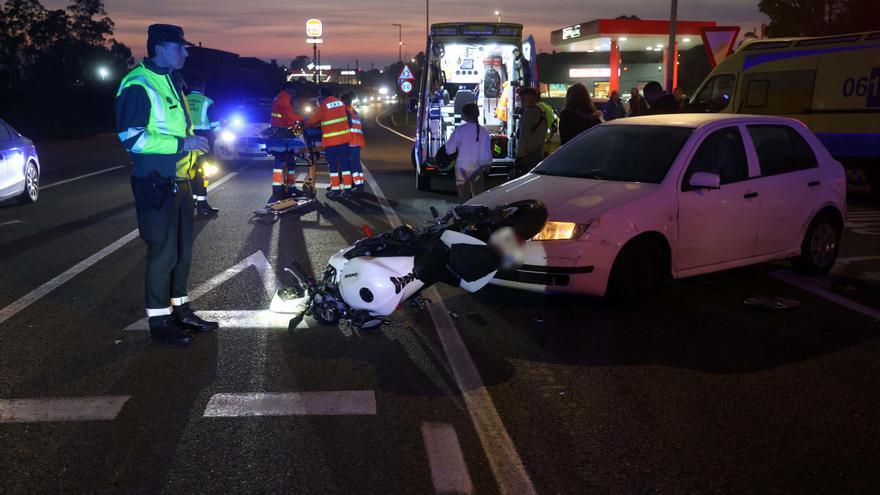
xmin=602 ymin=113 xmax=801 ymax=129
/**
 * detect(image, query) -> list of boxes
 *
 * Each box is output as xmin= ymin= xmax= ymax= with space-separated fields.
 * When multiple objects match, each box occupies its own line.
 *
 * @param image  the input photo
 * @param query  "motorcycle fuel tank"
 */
xmin=338 ymin=256 xmax=425 ymax=316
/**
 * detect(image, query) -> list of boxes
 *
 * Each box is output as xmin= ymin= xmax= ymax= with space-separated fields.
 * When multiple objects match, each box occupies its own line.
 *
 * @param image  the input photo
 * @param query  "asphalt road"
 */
xmin=1 ymin=105 xmax=879 ymax=494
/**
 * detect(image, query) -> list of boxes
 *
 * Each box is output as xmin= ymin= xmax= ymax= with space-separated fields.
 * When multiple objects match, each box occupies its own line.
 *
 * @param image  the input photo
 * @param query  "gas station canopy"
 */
xmin=551 ymin=18 xmax=717 ymax=52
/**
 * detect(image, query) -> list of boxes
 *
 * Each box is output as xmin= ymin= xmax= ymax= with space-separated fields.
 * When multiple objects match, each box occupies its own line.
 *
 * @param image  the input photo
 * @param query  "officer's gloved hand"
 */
xmin=183 ymin=135 xmax=210 ymax=153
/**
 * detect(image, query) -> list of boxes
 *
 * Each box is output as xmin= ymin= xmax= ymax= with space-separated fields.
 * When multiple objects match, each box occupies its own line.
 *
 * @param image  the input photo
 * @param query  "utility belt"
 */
xmin=134 ymin=172 xmax=188 ymax=210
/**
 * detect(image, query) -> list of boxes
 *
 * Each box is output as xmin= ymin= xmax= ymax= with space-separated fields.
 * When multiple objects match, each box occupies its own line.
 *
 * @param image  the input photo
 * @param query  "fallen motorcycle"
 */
xmin=271 ymin=200 xmax=548 ymax=331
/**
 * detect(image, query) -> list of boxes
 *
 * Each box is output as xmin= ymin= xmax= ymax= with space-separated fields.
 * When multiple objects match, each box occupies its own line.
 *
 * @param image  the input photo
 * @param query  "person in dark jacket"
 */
xmin=603 ymin=90 xmax=626 ymax=121
xmin=643 ymin=81 xmax=680 ymax=115
xmin=628 ymin=87 xmax=649 ymax=116
xmin=558 ymin=83 xmax=602 ymax=145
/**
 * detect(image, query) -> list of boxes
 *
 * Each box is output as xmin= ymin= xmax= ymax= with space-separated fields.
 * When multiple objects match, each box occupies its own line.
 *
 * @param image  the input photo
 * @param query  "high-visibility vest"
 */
xmin=536 ymin=101 xmax=557 ymax=136
xmin=306 ymin=96 xmax=351 ymax=147
xmin=495 ymin=82 xmax=511 ymax=122
xmin=347 ymin=105 xmax=365 ymax=148
xmin=186 ymin=91 xmax=215 ymax=130
xmin=271 ymin=91 xmax=303 ymax=127
xmin=116 ymin=62 xmax=197 ymax=179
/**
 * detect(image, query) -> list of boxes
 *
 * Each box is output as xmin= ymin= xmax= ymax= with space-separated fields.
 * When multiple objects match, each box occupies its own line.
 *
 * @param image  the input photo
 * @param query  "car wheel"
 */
xmin=792 ymin=213 xmax=840 ymax=276
xmin=16 ymin=161 xmax=39 ymax=204
xmin=606 ymin=238 xmax=663 ymax=309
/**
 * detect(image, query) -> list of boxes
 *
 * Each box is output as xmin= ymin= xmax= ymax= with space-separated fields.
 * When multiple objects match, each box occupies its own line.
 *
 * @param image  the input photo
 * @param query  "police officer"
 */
xmin=185 ymin=77 xmax=220 ymax=215
xmin=116 ymin=24 xmax=219 ymax=346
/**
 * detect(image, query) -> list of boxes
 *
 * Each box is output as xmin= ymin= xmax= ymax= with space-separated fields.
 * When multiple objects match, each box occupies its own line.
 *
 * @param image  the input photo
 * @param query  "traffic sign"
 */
xmin=400 ymin=80 xmax=414 ymax=94
xmin=306 ymin=19 xmax=322 ymax=37
xmin=398 ymin=64 xmax=415 ymax=81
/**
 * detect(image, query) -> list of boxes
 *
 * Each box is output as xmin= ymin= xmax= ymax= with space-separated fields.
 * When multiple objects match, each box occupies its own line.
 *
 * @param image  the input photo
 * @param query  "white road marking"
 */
xmin=0 ymin=171 xmax=240 ymax=327
xmin=203 ymin=391 xmax=376 ymax=417
xmin=42 ymin=165 xmax=126 ymax=189
xmin=836 ymin=255 xmax=880 ymax=265
xmin=771 ymin=270 xmax=880 ymax=321
xmin=362 ymin=149 xmax=537 ymax=494
xmin=421 ymin=422 xmax=474 ymax=495
xmin=845 ymin=209 xmax=880 ymax=235
xmin=125 ymin=310 xmax=320 ymax=331
xmin=375 ymin=107 xmax=416 ymax=142
xmin=0 ymin=396 xmax=130 ymax=423
xmin=0 ymin=220 xmax=23 ymax=227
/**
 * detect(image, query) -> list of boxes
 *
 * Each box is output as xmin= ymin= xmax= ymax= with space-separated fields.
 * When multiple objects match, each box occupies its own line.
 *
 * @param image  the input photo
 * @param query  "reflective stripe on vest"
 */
xmin=117 ymin=62 xmax=195 ymax=178
xmin=321 ymin=116 xmax=348 ymax=126
xmin=324 ymin=129 xmax=351 ymax=138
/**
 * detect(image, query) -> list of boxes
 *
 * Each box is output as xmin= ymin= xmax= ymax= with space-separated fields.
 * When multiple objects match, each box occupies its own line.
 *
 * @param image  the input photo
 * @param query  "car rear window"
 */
xmin=748 ymin=125 xmax=818 ymax=176
xmin=533 ymin=125 xmax=692 ymax=183
xmin=0 ymin=122 xmax=11 ymax=141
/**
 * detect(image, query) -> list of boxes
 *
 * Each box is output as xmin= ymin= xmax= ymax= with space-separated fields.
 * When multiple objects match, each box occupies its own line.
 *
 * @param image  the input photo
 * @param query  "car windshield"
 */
xmin=234 ymin=105 xmax=272 ymax=124
xmin=533 ymin=125 xmax=692 ymax=183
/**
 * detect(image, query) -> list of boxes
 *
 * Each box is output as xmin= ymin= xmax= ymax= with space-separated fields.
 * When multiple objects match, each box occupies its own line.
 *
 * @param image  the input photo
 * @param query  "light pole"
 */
xmin=392 ymin=23 xmax=403 ymax=64
xmin=494 ymin=10 xmax=500 ymax=23
xmin=666 ymin=0 xmax=678 ymax=93
xmin=97 ymin=66 xmax=109 ymax=81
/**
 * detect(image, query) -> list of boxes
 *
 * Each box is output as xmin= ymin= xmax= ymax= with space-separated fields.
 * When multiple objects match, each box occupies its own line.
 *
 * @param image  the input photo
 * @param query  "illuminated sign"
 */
xmin=569 ymin=68 xmax=611 ymax=78
xmin=306 ymin=19 xmax=322 ymax=37
xmin=562 ymin=25 xmax=581 ymax=40
xmin=341 ymin=70 xmax=356 ymax=75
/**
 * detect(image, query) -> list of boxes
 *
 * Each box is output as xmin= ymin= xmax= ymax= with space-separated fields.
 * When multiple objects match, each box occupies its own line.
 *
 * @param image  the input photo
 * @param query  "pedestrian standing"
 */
xmin=445 ymin=103 xmax=492 ymax=203
xmin=603 ymin=90 xmax=627 ymax=121
xmin=115 ymin=24 xmax=219 ymax=346
xmin=558 ymin=83 xmax=602 ymax=145
xmin=514 ymin=86 xmax=546 ymax=178
xmin=628 ymin=87 xmax=649 ymax=117
xmin=643 ymin=81 xmax=680 ymax=115
xmin=185 ymin=77 xmax=219 ymax=215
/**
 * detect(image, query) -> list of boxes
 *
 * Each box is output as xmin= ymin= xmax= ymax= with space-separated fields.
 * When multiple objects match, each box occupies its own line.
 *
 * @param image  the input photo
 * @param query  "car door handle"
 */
xmin=743 ymin=192 xmax=759 ymax=199
xmin=807 ymin=180 xmax=821 ymax=187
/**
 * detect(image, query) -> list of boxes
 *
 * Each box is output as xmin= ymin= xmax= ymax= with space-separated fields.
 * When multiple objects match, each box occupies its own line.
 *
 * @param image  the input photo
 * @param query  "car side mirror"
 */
xmin=688 ymin=171 xmax=721 ymax=190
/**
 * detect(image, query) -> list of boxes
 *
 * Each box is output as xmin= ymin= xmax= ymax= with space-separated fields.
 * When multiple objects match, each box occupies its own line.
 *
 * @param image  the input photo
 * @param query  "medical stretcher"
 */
xmin=252 ymin=126 xmax=323 ymax=217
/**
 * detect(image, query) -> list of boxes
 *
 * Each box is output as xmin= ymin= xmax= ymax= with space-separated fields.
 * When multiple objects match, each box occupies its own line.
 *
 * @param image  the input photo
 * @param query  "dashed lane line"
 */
xmin=42 ymin=165 xmax=126 ymax=189
xmin=365 ymin=111 xmax=538 ymax=494
xmin=422 ymin=422 xmax=474 ymax=495
xmin=0 ymin=396 xmax=130 ymax=423
xmin=203 ymin=391 xmax=377 ymax=417
xmin=771 ymin=270 xmax=880 ymax=321
xmin=0 ymin=170 xmax=240 ymax=326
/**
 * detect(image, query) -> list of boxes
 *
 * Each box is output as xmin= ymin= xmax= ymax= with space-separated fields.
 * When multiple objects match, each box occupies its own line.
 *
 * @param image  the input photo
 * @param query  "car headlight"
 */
xmin=202 ymin=161 xmax=219 ymax=178
xmin=231 ymin=116 xmax=244 ymax=128
xmin=531 ymin=221 xmax=591 ymax=241
xmin=304 ymin=105 xmax=312 ymax=114
xmin=220 ymin=130 xmax=236 ymax=143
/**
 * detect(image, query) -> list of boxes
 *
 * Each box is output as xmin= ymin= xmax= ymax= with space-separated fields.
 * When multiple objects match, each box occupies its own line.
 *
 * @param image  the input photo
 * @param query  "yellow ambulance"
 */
xmin=690 ymin=31 xmax=880 ymax=192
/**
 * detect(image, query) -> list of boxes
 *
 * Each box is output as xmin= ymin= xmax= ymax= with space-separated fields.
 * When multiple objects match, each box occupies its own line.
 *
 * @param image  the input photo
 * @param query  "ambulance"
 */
xmin=690 ymin=31 xmax=880 ymax=192
xmin=412 ymin=22 xmax=537 ymax=191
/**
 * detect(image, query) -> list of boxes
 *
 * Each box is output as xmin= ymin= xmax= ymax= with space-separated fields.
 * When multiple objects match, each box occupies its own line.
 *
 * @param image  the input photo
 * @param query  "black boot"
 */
xmin=149 ymin=315 xmax=193 ymax=346
xmin=196 ymin=200 xmax=219 ymax=215
xmin=267 ymin=185 xmax=284 ymax=205
xmin=173 ymin=304 xmax=219 ymax=333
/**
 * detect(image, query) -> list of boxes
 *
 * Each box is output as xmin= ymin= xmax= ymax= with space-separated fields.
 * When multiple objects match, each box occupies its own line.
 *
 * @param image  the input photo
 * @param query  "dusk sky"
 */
xmin=47 ymin=0 xmax=769 ymax=67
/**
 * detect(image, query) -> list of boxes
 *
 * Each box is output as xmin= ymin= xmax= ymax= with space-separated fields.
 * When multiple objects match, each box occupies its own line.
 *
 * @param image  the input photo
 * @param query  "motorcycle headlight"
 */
xmin=220 ymin=130 xmax=236 ymax=143
xmin=531 ymin=221 xmax=591 ymax=241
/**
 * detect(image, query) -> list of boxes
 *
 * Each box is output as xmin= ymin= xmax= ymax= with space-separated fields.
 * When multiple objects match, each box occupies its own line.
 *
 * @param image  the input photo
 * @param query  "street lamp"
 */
xmin=391 ymin=23 xmax=403 ymax=63
xmin=97 ymin=66 xmax=109 ymax=80
xmin=494 ymin=10 xmax=500 ymax=22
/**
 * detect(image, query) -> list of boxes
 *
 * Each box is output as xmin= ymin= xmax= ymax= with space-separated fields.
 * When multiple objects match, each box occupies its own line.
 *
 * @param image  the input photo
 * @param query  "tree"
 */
xmin=759 ymin=0 xmax=879 ymax=37
xmin=290 ymin=55 xmax=312 ymax=71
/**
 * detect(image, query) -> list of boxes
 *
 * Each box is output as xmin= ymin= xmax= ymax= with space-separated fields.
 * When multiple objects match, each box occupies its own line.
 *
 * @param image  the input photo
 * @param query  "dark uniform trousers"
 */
xmin=131 ymin=176 xmax=194 ymax=310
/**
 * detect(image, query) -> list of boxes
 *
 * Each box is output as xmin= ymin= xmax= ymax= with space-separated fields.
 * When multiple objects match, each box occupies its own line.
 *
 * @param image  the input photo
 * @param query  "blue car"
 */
xmin=0 ymin=118 xmax=40 ymax=204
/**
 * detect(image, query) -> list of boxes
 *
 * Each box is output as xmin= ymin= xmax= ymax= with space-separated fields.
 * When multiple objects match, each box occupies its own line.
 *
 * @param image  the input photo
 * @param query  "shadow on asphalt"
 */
xmin=432 ymin=264 xmax=880 ymax=378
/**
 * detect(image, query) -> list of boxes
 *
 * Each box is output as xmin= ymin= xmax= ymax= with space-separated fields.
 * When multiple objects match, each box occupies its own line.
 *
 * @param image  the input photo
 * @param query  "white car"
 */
xmin=214 ymin=100 xmax=274 ymax=160
xmin=0 ymin=118 xmax=41 ymax=204
xmin=473 ymin=114 xmax=846 ymax=299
